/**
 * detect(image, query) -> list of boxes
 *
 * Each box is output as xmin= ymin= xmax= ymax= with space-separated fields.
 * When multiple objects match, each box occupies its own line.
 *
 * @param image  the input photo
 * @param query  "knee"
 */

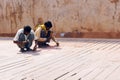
xmin=28 ymin=34 xmax=35 ymax=41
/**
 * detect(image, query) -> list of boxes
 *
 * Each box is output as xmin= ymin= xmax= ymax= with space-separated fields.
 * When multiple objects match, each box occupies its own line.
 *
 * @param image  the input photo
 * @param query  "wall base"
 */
xmin=0 ymin=32 xmax=120 ymax=39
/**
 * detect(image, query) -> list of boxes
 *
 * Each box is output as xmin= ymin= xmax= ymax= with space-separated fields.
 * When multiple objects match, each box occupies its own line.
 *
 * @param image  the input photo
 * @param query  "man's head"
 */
xmin=38 ymin=17 xmax=43 ymax=24
xmin=24 ymin=25 xmax=31 ymax=35
xmin=44 ymin=21 xmax=52 ymax=30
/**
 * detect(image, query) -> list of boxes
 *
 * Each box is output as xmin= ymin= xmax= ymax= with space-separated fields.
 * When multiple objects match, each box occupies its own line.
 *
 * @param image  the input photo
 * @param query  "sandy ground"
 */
xmin=0 ymin=37 xmax=120 ymax=80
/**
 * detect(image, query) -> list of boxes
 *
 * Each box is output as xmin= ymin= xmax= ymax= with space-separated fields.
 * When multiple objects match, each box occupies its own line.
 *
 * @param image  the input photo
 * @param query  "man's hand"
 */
xmin=13 ymin=41 xmax=28 ymax=45
xmin=33 ymin=45 xmax=37 ymax=51
xmin=56 ymin=42 xmax=59 ymax=46
xmin=33 ymin=40 xmax=38 ymax=51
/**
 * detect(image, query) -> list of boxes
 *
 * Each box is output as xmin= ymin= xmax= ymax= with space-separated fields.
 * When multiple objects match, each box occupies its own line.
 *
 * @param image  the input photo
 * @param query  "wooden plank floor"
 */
xmin=0 ymin=38 xmax=120 ymax=80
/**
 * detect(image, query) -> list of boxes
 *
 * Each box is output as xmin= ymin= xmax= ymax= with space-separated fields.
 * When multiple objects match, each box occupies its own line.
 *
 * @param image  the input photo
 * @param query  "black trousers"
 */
xmin=38 ymin=30 xmax=52 ymax=47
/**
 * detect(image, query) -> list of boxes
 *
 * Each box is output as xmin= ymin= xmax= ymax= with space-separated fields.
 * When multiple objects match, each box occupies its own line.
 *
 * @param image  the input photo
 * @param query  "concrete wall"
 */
xmin=0 ymin=0 xmax=120 ymax=38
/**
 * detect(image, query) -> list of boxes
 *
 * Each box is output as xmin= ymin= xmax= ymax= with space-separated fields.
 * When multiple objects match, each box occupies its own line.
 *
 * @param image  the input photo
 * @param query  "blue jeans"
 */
xmin=17 ymin=33 xmax=34 ymax=49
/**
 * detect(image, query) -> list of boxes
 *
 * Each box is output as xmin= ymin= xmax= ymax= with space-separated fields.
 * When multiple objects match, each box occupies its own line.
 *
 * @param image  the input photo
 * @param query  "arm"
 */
xmin=51 ymin=32 xmax=59 ymax=46
xmin=13 ymin=29 xmax=24 ymax=44
xmin=13 ymin=40 xmax=28 ymax=45
xmin=13 ymin=29 xmax=28 ymax=44
xmin=52 ymin=37 xmax=59 ymax=46
xmin=33 ymin=27 xmax=47 ymax=51
xmin=13 ymin=41 xmax=25 ymax=44
xmin=35 ymin=27 xmax=47 ymax=42
xmin=33 ymin=40 xmax=38 ymax=51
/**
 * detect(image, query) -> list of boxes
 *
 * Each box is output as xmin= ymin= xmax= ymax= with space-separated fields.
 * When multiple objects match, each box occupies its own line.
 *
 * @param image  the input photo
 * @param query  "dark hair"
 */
xmin=24 ymin=25 xmax=31 ymax=33
xmin=44 ymin=21 xmax=52 ymax=28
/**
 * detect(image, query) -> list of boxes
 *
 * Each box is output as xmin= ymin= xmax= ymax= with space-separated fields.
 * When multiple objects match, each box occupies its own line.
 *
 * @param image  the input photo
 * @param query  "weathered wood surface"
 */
xmin=0 ymin=38 xmax=120 ymax=80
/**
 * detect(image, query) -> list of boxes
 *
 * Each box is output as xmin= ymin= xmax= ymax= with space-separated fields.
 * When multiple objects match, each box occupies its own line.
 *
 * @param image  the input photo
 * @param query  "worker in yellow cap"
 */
xmin=33 ymin=21 xmax=59 ymax=51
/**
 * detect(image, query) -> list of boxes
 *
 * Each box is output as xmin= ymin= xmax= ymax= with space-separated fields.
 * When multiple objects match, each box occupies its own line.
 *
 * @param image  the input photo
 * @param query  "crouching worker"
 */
xmin=13 ymin=26 xmax=35 ymax=52
xmin=33 ymin=21 xmax=59 ymax=50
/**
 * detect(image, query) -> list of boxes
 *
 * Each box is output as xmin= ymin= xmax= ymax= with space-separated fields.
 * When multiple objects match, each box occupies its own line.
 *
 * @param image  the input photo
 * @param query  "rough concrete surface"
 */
xmin=0 ymin=37 xmax=120 ymax=80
